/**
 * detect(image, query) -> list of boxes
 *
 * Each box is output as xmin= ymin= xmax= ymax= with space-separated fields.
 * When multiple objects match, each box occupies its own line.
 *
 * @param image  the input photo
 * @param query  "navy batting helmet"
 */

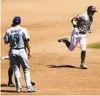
xmin=87 ymin=6 xmax=97 ymax=12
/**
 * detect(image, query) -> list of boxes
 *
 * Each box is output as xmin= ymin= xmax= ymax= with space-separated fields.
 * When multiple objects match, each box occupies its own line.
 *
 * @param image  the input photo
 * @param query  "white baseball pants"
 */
xmin=9 ymin=49 xmax=32 ymax=89
xmin=68 ymin=28 xmax=86 ymax=51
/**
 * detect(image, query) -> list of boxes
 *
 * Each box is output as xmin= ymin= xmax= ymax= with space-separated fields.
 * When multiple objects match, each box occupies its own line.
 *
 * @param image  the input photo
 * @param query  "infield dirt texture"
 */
xmin=1 ymin=0 xmax=100 ymax=95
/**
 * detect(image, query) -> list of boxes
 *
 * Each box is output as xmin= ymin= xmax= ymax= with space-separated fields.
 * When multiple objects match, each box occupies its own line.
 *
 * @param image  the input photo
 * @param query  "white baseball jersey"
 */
xmin=4 ymin=25 xmax=33 ymax=89
xmin=4 ymin=25 xmax=30 ymax=49
xmin=72 ymin=12 xmax=92 ymax=33
xmin=67 ymin=12 xmax=94 ymax=51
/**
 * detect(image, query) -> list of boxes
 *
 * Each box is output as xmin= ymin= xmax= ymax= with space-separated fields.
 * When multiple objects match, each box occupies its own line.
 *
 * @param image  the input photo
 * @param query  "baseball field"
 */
xmin=1 ymin=0 xmax=100 ymax=95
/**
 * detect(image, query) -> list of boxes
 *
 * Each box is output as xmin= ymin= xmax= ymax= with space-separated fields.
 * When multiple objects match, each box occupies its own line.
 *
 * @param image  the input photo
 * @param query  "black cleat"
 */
xmin=58 ymin=37 xmax=68 ymax=43
xmin=58 ymin=39 xmax=62 ymax=42
xmin=31 ymin=81 xmax=35 ymax=86
xmin=8 ymin=82 xmax=15 ymax=87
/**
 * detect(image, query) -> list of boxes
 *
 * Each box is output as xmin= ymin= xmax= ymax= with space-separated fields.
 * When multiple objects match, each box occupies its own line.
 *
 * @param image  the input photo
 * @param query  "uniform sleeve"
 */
xmin=72 ymin=14 xmax=82 ymax=22
xmin=4 ymin=30 xmax=10 ymax=44
xmin=71 ymin=14 xmax=82 ymax=27
xmin=24 ymin=28 xmax=30 ymax=41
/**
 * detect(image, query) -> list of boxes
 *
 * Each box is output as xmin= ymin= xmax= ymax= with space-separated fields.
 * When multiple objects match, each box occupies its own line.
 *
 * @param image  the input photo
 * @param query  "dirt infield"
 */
xmin=1 ymin=0 xmax=100 ymax=95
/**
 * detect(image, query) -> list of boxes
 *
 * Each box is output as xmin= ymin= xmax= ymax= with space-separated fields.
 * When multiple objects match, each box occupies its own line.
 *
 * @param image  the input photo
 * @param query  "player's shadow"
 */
xmin=1 ymin=89 xmax=29 ymax=93
xmin=1 ymin=90 xmax=16 ymax=93
xmin=47 ymin=64 xmax=80 ymax=69
xmin=1 ymin=83 xmax=26 ymax=87
xmin=1 ymin=84 xmax=36 ymax=93
xmin=0 ymin=84 xmax=16 ymax=93
xmin=0 ymin=84 xmax=8 ymax=87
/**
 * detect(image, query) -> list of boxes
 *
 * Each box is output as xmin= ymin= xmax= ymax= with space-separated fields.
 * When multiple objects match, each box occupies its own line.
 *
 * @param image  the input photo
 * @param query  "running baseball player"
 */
xmin=58 ymin=6 xmax=97 ymax=69
xmin=4 ymin=16 xmax=37 ymax=92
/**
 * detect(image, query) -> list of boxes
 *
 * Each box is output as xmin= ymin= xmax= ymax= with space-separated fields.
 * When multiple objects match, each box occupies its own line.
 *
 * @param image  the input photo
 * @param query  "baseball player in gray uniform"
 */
xmin=58 ymin=6 xmax=97 ymax=69
xmin=7 ymin=59 xmax=35 ymax=87
xmin=4 ymin=16 xmax=37 ymax=92
xmin=7 ymin=57 xmax=35 ymax=87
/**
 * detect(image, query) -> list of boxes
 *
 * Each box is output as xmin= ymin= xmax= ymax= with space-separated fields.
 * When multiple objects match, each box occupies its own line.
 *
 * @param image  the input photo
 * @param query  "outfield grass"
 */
xmin=87 ymin=42 xmax=100 ymax=49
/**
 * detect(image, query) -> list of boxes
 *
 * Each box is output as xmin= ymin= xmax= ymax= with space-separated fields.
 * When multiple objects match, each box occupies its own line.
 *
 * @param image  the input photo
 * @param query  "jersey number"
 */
xmin=14 ymin=34 xmax=19 ymax=44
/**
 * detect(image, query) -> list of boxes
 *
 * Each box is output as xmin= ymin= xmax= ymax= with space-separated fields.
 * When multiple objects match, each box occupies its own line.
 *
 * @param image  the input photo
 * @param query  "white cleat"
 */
xmin=16 ymin=88 xmax=22 ymax=93
xmin=27 ymin=86 xmax=37 ymax=92
xmin=80 ymin=64 xmax=88 ymax=69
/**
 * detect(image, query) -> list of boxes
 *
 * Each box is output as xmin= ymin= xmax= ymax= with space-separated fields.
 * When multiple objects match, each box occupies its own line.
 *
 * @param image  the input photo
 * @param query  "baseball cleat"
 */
xmin=31 ymin=80 xmax=35 ymax=86
xmin=16 ymin=88 xmax=22 ymax=93
xmin=58 ymin=37 xmax=68 ymax=43
xmin=80 ymin=64 xmax=88 ymax=69
xmin=27 ymin=86 xmax=37 ymax=92
xmin=58 ymin=38 xmax=62 ymax=42
xmin=8 ymin=82 xmax=15 ymax=87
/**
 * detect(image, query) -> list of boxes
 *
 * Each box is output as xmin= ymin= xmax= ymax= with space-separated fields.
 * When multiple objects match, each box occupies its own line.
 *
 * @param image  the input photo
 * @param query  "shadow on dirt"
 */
xmin=0 ymin=84 xmax=8 ymax=87
xmin=0 ymin=84 xmax=16 ymax=93
xmin=1 ymin=89 xmax=36 ymax=93
xmin=1 ymin=84 xmax=26 ymax=88
xmin=47 ymin=64 xmax=80 ymax=69
xmin=1 ymin=90 xmax=30 ymax=93
xmin=1 ymin=90 xmax=16 ymax=93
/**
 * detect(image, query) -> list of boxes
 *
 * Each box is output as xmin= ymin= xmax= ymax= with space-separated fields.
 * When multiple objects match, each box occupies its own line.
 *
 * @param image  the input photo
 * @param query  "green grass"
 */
xmin=87 ymin=42 xmax=100 ymax=49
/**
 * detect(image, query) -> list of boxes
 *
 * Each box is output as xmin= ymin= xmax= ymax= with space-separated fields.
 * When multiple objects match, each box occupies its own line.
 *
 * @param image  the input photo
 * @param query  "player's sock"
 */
xmin=64 ymin=40 xmax=70 ymax=48
xmin=81 ymin=51 xmax=86 ymax=64
xmin=8 ymin=68 xmax=13 ymax=84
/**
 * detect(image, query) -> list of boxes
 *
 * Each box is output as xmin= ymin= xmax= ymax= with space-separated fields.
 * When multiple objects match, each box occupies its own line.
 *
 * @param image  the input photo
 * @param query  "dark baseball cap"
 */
xmin=87 ymin=6 xmax=97 ymax=12
xmin=11 ymin=16 xmax=21 ymax=26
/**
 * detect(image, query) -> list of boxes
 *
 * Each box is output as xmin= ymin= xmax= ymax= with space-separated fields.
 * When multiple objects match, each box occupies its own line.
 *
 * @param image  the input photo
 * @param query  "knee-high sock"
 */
xmin=8 ymin=68 xmax=13 ymax=83
xmin=64 ymin=40 xmax=70 ymax=48
xmin=81 ymin=51 xmax=86 ymax=64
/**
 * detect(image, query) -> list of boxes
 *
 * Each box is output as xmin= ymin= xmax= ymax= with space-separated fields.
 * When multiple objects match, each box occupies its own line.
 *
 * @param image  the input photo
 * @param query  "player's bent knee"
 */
xmin=68 ymin=46 xmax=75 ymax=51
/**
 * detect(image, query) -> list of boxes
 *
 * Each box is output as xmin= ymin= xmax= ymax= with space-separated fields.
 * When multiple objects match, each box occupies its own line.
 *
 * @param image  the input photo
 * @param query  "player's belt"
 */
xmin=12 ymin=47 xmax=25 ymax=50
xmin=79 ymin=31 xmax=86 ymax=34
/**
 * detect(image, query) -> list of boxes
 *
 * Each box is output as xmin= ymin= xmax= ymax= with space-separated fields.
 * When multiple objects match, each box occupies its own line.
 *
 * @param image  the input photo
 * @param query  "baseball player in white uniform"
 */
xmin=58 ymin=6 xmax=97 ymax=69
xmin=4 ymin=16 xmax=37 ymax=92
